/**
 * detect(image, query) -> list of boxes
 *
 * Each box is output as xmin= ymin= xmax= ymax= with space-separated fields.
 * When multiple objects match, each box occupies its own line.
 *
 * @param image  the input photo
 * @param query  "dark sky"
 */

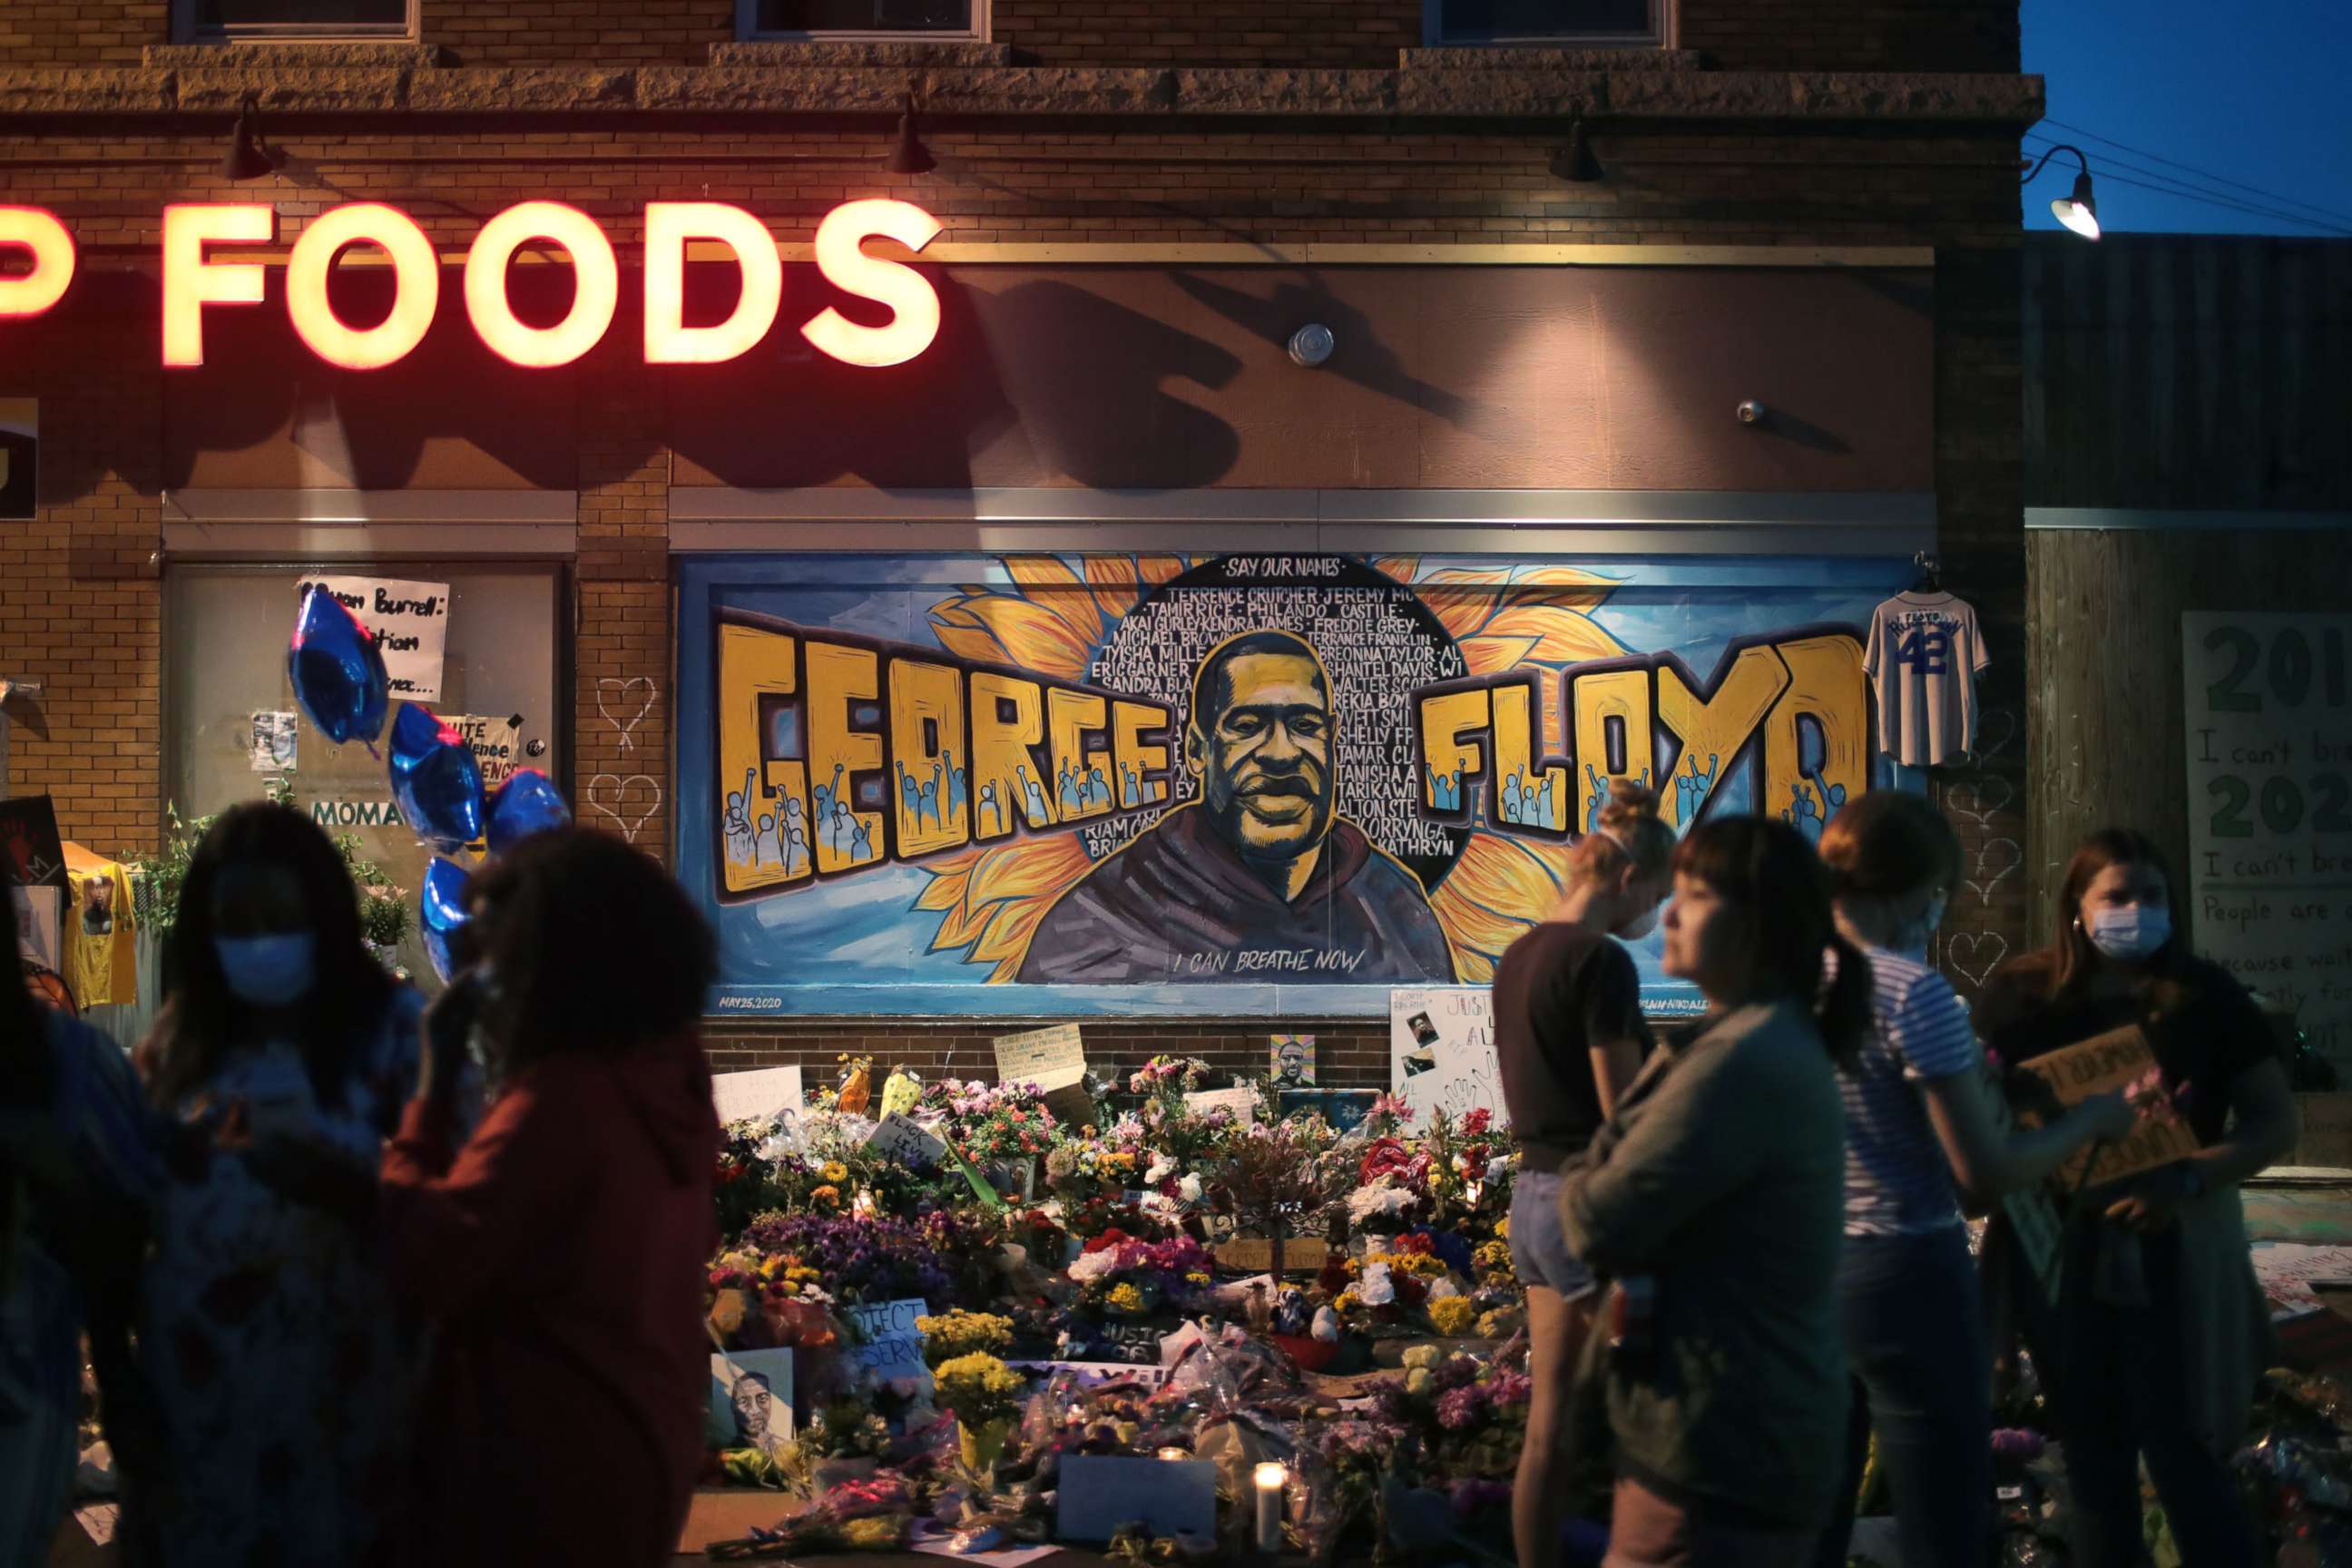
xmin=2021 ymin=0 xmax=2352 ymax=237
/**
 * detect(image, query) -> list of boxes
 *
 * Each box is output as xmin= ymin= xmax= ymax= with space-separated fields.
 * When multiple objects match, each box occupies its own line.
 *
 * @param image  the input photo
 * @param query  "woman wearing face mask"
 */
xmin=1809 ymin=794 xmax=2136 ymax=1568
xmin=1562 ymin=817 xmax=1868 ymax=1566
xmin=1494 ymin=778 xmax=1672 ymax=1568
xmin=1975 ymin=829 xmax=2293 ymax=1568
xmin=134 ymin=802 xmax=434 ymax=1568
xmin=377 ymin=828 xmax=720 ymax=1568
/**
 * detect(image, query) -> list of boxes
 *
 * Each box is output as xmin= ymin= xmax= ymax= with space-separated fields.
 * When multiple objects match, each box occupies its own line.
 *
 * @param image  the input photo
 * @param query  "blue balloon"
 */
xmin=418 ymin=857 xmax=471 ymax=982
xmin=486 ymin=769 xmax=571 ymax=856
xmin=387 ymin=703 xmax=485 ymax=853
xmin=288 ymin=584 xmax=388 ymax=747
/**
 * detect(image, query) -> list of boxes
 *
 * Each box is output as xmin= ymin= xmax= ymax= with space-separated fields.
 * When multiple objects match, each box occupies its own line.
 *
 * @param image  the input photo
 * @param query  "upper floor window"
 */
xmin=177 ymin=0 xmax=415 ymax=40
xmin=1429 ymin=0 xmax=1660 ymax=44
xmin=740 ymin=0 xmax=981 ymax=38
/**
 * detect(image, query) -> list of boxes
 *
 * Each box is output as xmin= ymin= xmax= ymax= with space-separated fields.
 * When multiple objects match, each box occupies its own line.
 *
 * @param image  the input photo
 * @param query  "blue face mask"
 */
xmin=214 ymin=933 xmax=318 ymax=1008
xmin=2086 ymin=904 xmax=2171 ymax=962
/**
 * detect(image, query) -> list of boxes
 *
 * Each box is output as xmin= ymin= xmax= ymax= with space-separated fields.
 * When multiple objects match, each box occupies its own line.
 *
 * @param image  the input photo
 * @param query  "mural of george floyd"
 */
xmin=678 ymin=550 xmax=1913 ymax=1019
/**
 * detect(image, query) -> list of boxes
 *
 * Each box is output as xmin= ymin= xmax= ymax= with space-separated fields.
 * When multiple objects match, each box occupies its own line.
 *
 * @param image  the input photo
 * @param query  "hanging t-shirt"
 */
xmin=63 ymin=845 xmax=137 ymax=1008
xmin=1864 ymin=591 xmax=1989 ymax=767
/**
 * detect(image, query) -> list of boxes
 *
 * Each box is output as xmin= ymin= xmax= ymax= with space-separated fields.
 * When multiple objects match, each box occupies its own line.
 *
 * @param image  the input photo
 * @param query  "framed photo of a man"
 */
xmin=708 ymin=1348 xmax=794 ymax=1455
xmin=1269 ymin=1034 xmax=1316 ymax=1087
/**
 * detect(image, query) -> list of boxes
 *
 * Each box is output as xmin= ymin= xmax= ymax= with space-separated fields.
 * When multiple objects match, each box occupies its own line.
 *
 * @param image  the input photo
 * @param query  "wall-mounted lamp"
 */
xmin=887 ymin=94 xmax=936 ymax=176
xmin=2023 ymin=143 xmax=2100 ymax=240
xmin=222 ymin=95 xmax=286 ymax=183
xmin=1549 ymin=110 xmax=1604 ymax=185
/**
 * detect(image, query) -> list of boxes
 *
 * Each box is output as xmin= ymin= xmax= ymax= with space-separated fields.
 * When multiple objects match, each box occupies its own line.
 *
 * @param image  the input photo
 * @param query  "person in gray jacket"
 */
xmin=1562 ymin=816 xmax=1872 ymax=1567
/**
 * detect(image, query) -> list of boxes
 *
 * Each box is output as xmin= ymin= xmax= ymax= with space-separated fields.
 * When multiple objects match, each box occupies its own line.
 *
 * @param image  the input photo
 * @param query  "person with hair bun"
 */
xmin=1810 ymin=792 xmax=2134 ymax=1568
xmin=1974 ymin=828 xmax=2292 ymax=1568
xmin=1494 ymin=777 xmax=1673 ymax=1568
xmin=1562 ymin=816 xmax=1869 ymax=1565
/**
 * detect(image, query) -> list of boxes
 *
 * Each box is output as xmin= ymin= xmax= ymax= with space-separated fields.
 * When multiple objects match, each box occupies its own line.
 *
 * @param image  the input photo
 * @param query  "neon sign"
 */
xmin=4 ymin=198 xmax=943 ymax=370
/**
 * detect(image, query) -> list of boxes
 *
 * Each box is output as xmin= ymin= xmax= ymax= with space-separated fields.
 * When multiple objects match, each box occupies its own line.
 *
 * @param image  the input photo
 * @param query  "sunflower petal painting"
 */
xmin=677 ymin=552 xmax=1906 ymax=1016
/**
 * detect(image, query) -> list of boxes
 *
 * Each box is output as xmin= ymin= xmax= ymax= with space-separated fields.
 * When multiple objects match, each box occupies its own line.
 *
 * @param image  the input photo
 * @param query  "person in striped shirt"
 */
xmin=1809 ymin=792 xmax=2133 ymax=1568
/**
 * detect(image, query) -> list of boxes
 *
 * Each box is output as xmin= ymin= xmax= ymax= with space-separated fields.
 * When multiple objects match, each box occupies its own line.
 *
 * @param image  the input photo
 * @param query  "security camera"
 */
xmin=1736 ymin=399 xmax=1768 ymax=426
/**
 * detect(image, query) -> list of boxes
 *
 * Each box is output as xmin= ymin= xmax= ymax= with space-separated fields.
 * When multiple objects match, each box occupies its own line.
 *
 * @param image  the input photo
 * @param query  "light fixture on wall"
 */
xmin=222 ymin=95 xmax=287 ymax=183
xmin=2023 ymin=142 xmax=2100 ymax=240
xmin=887 ymin=94 xmax=937 ymax=176
xmin=1549 ymin=110 xmax=1604 ymax=184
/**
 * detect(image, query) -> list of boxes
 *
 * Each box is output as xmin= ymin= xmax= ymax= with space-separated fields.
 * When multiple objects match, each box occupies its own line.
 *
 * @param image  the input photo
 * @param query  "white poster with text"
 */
xmin=2182 ymin=612 xmax=2352 ymax=1068
xmin=297 ymin=575 xmax=451 ymax=701
xmin=1389 ymin=985 xmax=1504 ymax=1129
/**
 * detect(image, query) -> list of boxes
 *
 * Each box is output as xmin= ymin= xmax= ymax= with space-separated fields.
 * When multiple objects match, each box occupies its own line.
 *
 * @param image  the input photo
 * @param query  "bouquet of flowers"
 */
xmin=925 ymin=1079 xmax=1063 ymax=1165
xmin=1063 ymin=1193 xmax=1179 ymax=1246
xmin=1044 ymin=1135 xmax=1143 ymax=1198
xmin=1066 ymin=1230 xmax=1213 ymax=1318
xmin=800 ymin=1397 xmax=894 ymax=1461
xmin=1200 ymin=1117 xmax=1350 ymax=1279
xmin=933 ymin=1352 xmax=1026 ymax=1428
xmin=916 ymin=1309 xmax=1014 ymax=1366
xmin=1128 ymin=1054 xmax=1213 ymax=1101
xmin=1395 ymin=1345 xmax=1533 ymax=1479
xmin=738 ymin=1212 xmax=957 ymax=1306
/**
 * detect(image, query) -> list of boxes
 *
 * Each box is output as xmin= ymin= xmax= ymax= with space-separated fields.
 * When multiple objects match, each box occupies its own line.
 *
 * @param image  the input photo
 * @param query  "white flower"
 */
xmin=1485 ymin=1154 xmax=1515 ymax=1182
xmin=1359 ymin=1261 xmax=1396 ymax=1307
xmin=1067 ymin=1249 xmax=1122 ymax=1283
xmin=1144 ymin=1155 xmax=1176 ymax=1185
xmin=756 ymin=1133 xmax=798 ymax=1163
xmin=1177 ymin=1173 xmax=1204 ymax=1204
xmin=1346 ymin=1184 xmax=1416 ymax=1225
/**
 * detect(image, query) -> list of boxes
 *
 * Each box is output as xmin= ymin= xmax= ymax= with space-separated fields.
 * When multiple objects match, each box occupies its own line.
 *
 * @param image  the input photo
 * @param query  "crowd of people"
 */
xmin=0 ymin=783 xmax=2300 ymax=1568
xmin=3 ymin=807 xmax=722 ymax=1567
xmin=1499 ymin=783 xmax=2295 ymax=1568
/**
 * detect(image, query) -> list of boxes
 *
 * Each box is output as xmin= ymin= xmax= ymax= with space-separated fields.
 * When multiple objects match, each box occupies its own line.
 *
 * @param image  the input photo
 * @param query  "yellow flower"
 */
xmin=1494 ymin=1216 xmax=1511 ymax=1240
xmin=1335 ymin=1290 xmax=1361 ymax=1312
xmin=811 ymin=1184 xmax=841 ymax=1207
xmin=1186 ymin=1271 xmax=1210 ymax=1286
xmin=1105 ymin=1283 xmax=1146 ymax=1313
xmin=1428 ymin=1298 xmax=1478 ymax=1337
xmin=821 ymin=1161 xmax=849 ymax=1184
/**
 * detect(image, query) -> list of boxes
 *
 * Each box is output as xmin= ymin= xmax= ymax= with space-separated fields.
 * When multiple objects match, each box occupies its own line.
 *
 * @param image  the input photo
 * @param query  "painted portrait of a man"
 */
xmin=1016 ymin=630 xmax=1455 ymax=985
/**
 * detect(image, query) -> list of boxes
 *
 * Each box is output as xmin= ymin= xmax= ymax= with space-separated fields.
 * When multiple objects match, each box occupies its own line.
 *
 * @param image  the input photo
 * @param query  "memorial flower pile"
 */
xmin=914 ymin=1309 xmax=1014 ymax=1365
xmin=1065 ymin=1230 xmax=1214 ymax=1317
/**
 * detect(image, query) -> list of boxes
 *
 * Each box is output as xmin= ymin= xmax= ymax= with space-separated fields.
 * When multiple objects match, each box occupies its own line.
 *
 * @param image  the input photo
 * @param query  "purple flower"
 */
xmin=1436 ymin=1386 xmax=1486 ymax=1431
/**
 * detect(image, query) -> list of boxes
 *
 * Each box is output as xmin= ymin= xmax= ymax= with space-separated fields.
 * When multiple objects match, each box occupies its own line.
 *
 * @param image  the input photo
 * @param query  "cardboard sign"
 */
xmin=1055 ymin=1456 xmax=1219 ymax=1543
xmin=708 ymin=1348 xmax=794 ymax=1454
xmin=448 ymin=712 xmax=523 ymax=789
xmin=866 ymin=1111 xmax=949 ymax=1169
xmin=249 ymin=710 xmax=299 ymax=772
xmin=843 ymin=1298 xmax=930 ymax=1385
xmin=1215 ymin=1235 xmax=1331 ymax=1275
xmin=712 ymin=1064 xmax=805 ymax=1126
xmin=1389 ymin=985 xmax=1505 ymax=1129
xmin=995 ymin=1023 xmax=1085 ymax=1091
xmin=2015 ymin=1024 xmax=2200 ymax=1191
xmin=1182 ymin=1086 xmax=1258 ymax=1124
xmin=1270 ymin=1033 xmax=1317 ymax=1086
xmin=297 ymin=574 xmax=451 ymax=701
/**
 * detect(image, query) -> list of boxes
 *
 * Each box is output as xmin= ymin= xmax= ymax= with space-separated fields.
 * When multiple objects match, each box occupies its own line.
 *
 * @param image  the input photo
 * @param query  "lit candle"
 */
xmin=1253 ymin=1462 xmax=1288 ymax=1553
xmin=1158 ymin=1446 xmax=1189 ymax=1461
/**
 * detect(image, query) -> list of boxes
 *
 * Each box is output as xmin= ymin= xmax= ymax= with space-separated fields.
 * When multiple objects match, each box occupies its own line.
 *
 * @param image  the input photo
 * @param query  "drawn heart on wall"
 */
xmin=1945 ymin=776 xmax=2014 ymax=828
xmin=1943 ymin=932 xmax=2009 ymax=990
xmin=595 ymin=677 xmax=658 ymax=751
xmin=1968 ymin=838 xmax=2024 ymax=905
xmin=585 ymin=773 xmax=662 ymax=843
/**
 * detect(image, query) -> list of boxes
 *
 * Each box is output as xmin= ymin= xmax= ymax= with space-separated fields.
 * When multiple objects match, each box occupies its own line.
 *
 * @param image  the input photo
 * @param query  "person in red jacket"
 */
xmin=379 ymin=828 xmax=720 ymax=1568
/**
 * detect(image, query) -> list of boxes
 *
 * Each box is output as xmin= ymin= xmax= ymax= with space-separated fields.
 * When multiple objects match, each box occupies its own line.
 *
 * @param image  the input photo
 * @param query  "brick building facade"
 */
xmin=0 ymin=2 xmax=2039 ymax=1094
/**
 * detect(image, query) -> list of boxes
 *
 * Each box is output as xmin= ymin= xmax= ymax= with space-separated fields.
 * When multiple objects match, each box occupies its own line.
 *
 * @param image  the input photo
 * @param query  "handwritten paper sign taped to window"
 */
xmin=866 ymin=1111 xmax=949 ymax=1169
xmin=2014 ymin=1024 xmax=2200 ymax=1191
xmin=296 ymin=574 xmax=450 ymax=702
xmin=994 ymin=1023 xmax=1094 ymax=1128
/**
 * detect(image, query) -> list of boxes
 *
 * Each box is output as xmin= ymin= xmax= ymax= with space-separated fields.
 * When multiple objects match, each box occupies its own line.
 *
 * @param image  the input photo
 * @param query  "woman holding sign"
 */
xmin=1494 ymin=779 xmax=1671 ymax=1568
xmin=1810 ymin=794 xmax=2134 ymax=1568
xmin=1975 ymin=828 xmax=2296 ymax=1568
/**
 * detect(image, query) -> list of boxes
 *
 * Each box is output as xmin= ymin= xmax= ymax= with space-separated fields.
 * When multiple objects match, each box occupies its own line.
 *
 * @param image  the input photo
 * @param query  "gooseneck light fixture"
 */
xmin=2024 ymin=142 xmax=2100 ymax=240
xmin=1549 ymin=108 xmax=1604 ymax=184
xmin=221 ymin=94 xmax=286 ymax=183
xmin=887 ymin=94 xmax=936 ymax=176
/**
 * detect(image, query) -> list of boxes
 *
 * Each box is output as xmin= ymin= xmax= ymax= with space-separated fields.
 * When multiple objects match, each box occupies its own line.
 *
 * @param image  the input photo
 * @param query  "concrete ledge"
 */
xmin=142 ymin=42 xmax=445 ymax=69
xmin=0 ymin=64 xmax=2046 ymax=123
xmin=1398 ymin=45 xmax=1705 ymax=71
xmin=710 ymin=39 xmax=1014 ymax=68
